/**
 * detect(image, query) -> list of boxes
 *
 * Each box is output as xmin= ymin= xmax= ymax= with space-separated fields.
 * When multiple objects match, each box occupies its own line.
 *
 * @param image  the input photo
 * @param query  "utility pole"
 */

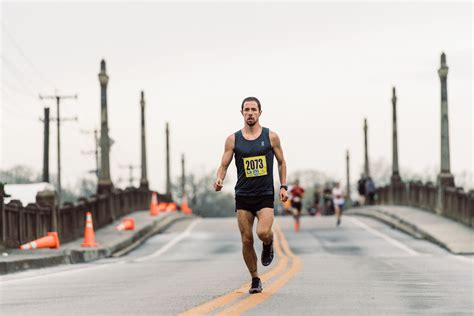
xmin=119 ymin=164 xmax=139 ymax=187
xmin=139 ymin=91 xmax=149 ymax=189
xmin=346 ymin=150 xmax=351 ymax=206
xmin=363 ymin=118 xmax=370 ymax=177
xmin=181 ymin=153 xmax=185 ymax=198
xmin=166 ymin=122 xmax=171 ymax=196
xmin=41 ymin=107 xmax=50 ymax=182
xmin=81 ymin=129 xmax=100 ymax=180
xmin=39 ymin=93 xmax=78 ymax=208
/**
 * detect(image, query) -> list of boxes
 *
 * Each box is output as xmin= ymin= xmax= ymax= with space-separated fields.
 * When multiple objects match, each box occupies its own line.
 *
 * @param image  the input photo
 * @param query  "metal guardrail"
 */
xmin=377 ymin=181 xmax=474 ymax=227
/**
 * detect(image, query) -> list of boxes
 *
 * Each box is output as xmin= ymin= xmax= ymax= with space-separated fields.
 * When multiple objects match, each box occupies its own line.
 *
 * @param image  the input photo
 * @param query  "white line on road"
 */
xmin=450 ymin=255 xmax=474 ymax=264
xmin=1 ymin=258 xmax=120 ymax=284
xmin=1 ymin=218 xmax=202 ymax=284
xmin=133 ymin=218 xmax=202 ymax=263
xmin=350 ymin=217 xmax=419 ymax=256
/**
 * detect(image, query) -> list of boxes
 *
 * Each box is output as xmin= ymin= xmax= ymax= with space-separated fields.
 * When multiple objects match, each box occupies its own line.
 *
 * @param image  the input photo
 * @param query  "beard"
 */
xmin=246 ymin=118 xmax=256 ymax=126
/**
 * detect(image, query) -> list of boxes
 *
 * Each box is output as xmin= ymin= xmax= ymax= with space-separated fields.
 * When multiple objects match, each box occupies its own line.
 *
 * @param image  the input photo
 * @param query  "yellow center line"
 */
xmin=178 ymin=226 xmax=288 ymax=316
xmin=215 ymin=224 xmax=302 ymax=316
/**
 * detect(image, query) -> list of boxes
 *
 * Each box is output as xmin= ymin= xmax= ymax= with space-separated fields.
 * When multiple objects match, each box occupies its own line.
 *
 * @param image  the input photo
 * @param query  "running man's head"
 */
xmin=241 ymin=97 xmax=262 ymax=127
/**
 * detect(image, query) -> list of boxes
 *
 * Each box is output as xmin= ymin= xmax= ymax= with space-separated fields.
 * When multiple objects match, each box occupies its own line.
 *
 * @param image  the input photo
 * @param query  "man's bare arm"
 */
xmin=214 ymin=134 xmax=235 ymax=191
xmin=270 ymin=131 xmax=288 ymax=202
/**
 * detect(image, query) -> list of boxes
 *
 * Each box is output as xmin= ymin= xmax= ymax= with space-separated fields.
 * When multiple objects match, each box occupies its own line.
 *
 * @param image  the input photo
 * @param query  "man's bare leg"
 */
xmin=237 ymin=210 xmax=258 ymax=278
xmin=335 ymin=205 xmax=341 ymax=225
xmin=256 ymin=208 xmax=274 ymax=244
xmin=257 ymin=208 xmax=274 ymax=266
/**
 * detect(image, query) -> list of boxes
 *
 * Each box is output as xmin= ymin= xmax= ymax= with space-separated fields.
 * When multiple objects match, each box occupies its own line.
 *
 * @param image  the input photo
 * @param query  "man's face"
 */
xmin=241 ymin=101 xmax=261 ymax=127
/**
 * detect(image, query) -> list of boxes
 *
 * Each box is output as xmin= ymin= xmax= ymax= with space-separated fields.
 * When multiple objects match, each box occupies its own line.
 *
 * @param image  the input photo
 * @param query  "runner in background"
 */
xmin=289 ymin=179 xmax=305 ymax=232
xmin=332 ymin=182 xmax=345 ymax=226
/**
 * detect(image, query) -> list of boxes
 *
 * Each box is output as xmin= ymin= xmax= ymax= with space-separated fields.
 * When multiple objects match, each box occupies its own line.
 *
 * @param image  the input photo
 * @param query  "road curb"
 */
xmin=0 ymin=253 xmax=69 ymax=275
xmin=346 ymin=207 xmax=459 ymax=254
xmin=111 ymin=214 xmax=194 ymax=258
xmin=0 ymin=212 xmax=192 ymax=275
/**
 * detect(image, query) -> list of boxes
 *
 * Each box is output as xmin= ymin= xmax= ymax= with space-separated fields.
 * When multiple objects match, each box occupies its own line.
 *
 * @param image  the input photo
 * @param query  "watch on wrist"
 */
xmin=280 ymin=185 xmax=288 ymax=190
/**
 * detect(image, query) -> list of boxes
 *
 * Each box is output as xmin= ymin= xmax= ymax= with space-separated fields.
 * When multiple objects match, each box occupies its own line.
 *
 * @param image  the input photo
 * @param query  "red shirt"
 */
xmin=290 ymin=186 xmax=305 ymax=202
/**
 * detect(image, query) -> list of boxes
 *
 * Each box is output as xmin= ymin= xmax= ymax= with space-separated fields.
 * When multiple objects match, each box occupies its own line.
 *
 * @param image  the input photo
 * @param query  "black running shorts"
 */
xmin=235 ymin=195 xmax=274 ymax=216
xmin=291 ymin=201 xmax=302 ymax=211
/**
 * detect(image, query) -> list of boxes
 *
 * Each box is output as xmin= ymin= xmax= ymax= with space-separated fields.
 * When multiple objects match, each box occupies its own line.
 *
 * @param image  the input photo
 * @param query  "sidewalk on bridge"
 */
xmin=0 ymin=211 xmax=193 ymax=275
xmin=346 ymin=205 xmax=473 ymax=255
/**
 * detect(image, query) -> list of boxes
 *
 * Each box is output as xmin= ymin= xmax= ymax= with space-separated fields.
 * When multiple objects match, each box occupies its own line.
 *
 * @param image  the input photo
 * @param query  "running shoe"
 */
xmin=337 ymin=218 xmax=341 ymax=226
xmin=261 ymin=239 xmax=274 ymax=266
xmin=249 ymin=277 xmax=262 ymax=294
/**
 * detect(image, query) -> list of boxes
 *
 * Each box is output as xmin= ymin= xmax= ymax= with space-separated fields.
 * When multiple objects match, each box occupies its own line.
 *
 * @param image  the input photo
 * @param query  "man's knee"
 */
xmin=257 ymin=228 xmax=272 ymax=241
xmin=241 ymin=233 xmax=254 ymax=247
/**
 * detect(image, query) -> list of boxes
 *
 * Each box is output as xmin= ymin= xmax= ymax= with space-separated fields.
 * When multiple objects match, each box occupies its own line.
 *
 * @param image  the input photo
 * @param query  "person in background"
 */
xmin=357 ymin=174 xmax=366 ymax=206
xmin=322 ymin=183 xmax=334 ymax=215
xmin=310 ymin=184 xmax=321 ymax=216
xmin=365 ymin=176 xmax=376 ymax=205
xmin=332 ymin=182 xmax=345 ymax=226
xmin=290 ymin=179 xmax=305 ymax=231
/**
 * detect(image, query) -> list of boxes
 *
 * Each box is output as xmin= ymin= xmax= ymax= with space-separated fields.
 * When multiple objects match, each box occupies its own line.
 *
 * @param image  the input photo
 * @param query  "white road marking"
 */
xmin=1 ymin=260 xmax=120 ymax=284
xmin=450 ymin=255 xmax=474 ymax=264
xmin=1 ymin=218 xmax=201 ymax=284
xmin=350 ymin=217 xmax=419 ymax=256
xmin=133 ymin=218 xmax=202 ymax=263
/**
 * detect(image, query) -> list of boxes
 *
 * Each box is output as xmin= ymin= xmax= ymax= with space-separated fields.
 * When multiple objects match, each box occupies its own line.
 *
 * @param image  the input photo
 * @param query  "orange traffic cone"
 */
xmin=181 ymin=195 xmax=192 ymax=215
xmin=157 ymin=202 xmax=168 ymax=213
xmin=116 ymin=218 xmax=135 ymax=231
xmin=81 ymin=212 xmax=98 ymax=247
xmin=166 ymin=202 xmax=177 ymax=212
xmin=150 ymin=192 xmax=159 ymax=216
xmin=20 ymin=232 xmax=60 ymax=250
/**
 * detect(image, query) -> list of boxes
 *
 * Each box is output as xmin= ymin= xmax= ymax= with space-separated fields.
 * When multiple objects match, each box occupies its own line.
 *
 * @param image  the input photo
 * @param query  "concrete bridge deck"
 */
xmin=1 ymin=208 xmax=473 ymax=315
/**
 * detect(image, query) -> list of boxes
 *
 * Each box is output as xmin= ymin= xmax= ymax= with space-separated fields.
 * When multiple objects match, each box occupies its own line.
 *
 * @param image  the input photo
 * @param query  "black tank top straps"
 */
xmin=234 ymin=127 xmax=275 ymax=196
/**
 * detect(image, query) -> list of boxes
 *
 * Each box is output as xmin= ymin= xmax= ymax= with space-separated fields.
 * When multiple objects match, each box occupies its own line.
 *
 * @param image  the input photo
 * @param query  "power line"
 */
xmin=2 ymin=22 xmax=56 ymax=91
xmin=1 ymin=55 xmax=41 ymax=98
xmin=0 ymin=80 xmax=38 ymax=100
xmin=1 ymin=103 xmax=38 ymax=122
xmin=1 ymin=87 xmax=39 ymax=114
xmin=1 ymin=93 xmax=40 ymax=121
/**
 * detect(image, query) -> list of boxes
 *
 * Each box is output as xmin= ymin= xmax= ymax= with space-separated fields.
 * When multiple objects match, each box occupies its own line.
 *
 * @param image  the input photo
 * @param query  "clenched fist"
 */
xmin=280 ymin=188 xmax=288 ymax=202
xmin=214 ymin=178 xmax=223 ymax=191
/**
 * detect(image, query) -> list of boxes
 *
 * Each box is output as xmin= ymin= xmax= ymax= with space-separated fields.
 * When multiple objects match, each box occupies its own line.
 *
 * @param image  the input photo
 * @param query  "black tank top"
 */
xmin=234 ymin=127 xmax=274 ymax=196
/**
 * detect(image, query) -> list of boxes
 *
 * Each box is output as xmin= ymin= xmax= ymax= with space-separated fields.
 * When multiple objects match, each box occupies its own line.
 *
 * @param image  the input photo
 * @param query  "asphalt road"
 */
xmin=1 ymin=215 xmax=473 ymax=315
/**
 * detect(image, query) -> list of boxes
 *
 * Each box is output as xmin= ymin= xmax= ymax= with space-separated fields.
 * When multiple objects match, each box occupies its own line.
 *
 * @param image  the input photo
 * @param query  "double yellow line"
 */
xmin=179 ymin=223 xmax=302 ymax=315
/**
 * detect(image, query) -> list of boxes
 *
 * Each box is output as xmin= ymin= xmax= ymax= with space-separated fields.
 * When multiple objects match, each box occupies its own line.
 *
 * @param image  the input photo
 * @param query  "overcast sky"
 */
xmin=1 ymin=1 xmax=472 ymax=193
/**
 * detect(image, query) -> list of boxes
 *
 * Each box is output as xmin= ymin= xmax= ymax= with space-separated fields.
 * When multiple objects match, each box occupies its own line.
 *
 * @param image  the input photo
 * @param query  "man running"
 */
xmin=214 ymin=96 xmax=288 ymax=294
xmin=289 ymin=179 xmax=305 ymax=231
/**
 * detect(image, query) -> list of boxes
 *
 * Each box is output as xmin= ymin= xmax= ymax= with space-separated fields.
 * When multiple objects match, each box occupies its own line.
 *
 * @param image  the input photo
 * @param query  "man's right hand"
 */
xmin=214 ymin=178 xmax=223 ymax=191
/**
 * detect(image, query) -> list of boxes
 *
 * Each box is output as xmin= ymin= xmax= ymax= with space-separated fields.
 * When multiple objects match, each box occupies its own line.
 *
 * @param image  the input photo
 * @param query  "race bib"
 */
xmin=243 ymin=155 xmax=268 ymax=178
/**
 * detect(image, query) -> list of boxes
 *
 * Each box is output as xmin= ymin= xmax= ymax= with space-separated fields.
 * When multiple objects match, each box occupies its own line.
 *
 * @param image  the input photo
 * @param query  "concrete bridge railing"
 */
xmin=377 ymin=182 xmax=474 ymax=227
xmin=0 ymin=187 xmax=171 ymax=249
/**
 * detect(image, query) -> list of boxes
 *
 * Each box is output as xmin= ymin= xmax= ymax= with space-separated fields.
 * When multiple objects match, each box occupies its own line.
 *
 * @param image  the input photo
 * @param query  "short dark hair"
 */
xmin=241 ymin=96 xmax=261 ymax=111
